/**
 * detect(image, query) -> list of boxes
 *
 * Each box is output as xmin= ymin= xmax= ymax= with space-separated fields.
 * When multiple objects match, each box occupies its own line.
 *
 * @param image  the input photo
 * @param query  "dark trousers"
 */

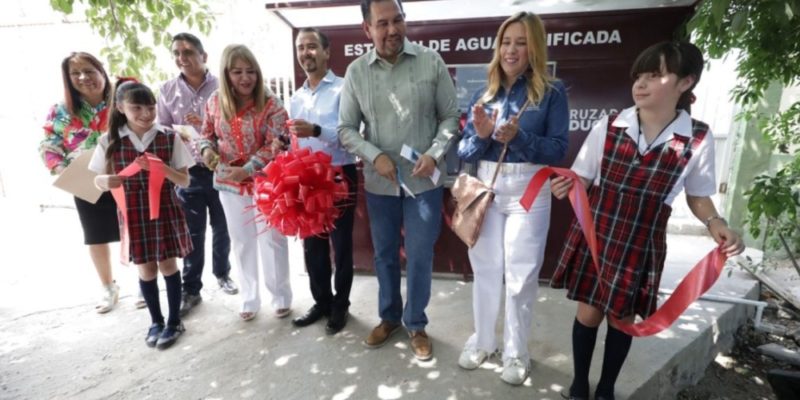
xmin=303 ymin=164 xmax=357 ymax=312
xmin=176 ymin=165 xmax=231 ymax=295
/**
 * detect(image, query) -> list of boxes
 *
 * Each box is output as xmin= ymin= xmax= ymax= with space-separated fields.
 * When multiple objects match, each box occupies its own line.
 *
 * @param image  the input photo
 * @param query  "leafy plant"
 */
xmin=49 ymin=0 xmax=214 ymax=83
xmin=689 ymin=0 xmax=800 ymax=258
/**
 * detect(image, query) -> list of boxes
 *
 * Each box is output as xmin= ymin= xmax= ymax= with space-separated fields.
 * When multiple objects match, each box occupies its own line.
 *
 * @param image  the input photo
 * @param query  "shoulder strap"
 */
xmin=489 ymin=98 xmax=531 ymax=187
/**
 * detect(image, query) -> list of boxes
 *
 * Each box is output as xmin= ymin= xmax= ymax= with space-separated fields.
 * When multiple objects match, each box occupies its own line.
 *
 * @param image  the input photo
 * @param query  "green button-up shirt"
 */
xmin=338 ymin=39 xmax=459 ymax=196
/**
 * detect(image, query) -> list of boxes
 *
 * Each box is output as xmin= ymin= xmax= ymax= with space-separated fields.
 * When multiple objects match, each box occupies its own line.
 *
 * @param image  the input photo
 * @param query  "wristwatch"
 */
xmin=704 ymin=215 xmax=727 ymax=228
xmin=313 ymin=124 xmax=322 ymax=137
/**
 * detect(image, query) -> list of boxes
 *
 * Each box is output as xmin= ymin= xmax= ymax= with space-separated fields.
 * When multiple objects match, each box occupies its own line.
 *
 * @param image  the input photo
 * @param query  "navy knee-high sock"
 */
xmin=163 ymin=272 xmax=182 ymax=327
xmin=570 ymin=318 xmax=599 ymax=397
xmin=139 ymin=278 xmax=164 ymax=325
xmin=596 ymin=323 xmax=633 ymax=399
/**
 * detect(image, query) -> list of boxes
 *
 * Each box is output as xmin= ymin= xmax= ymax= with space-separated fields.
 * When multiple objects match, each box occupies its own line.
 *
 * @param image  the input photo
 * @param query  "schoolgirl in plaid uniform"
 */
xmin=90 ymin=79 xmax=195 ymax=350
xmin=550 ymin=42 xmax=744 ymax=400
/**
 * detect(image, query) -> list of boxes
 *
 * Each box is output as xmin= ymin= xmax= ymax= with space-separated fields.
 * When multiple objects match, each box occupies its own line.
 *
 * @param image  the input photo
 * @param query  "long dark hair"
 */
xmin=105 ymin=78 xmax=156 ymax=172
xmin=630 ymin=41 xmax=704 ymax=113
xmin=61 ymin=52 xmax=111 ymax=117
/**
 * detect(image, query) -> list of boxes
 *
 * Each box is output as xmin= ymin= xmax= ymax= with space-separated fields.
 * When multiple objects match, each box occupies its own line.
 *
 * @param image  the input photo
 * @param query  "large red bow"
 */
xmin=254 ymin=134 xmax=349 ymax=238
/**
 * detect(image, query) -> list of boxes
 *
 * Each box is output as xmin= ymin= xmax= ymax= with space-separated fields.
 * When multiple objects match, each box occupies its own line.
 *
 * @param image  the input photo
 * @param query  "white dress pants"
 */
xmin=219 ymin=191 xmax=292 ymax=313
xmin=465 ymin=161 xmax=551 ymax=365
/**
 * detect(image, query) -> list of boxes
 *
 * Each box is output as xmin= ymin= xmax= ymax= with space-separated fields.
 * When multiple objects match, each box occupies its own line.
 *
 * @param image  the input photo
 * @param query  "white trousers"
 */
xmin=465 ymin=161 xmax=551 ymax=364
xmin=219 ymin=191 xmax=292 ymax=313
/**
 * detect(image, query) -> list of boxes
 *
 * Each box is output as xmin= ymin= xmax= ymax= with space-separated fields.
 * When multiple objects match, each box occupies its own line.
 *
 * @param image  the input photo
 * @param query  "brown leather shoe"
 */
xmin=363 ymin=320 xmax=401 ymax=348
xmin=409 ymin=330 xmax=433 ymax=361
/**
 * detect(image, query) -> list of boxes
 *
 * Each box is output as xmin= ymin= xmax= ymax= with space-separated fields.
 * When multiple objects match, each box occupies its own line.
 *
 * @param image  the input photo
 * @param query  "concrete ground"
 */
xmin=0 ymin=196 xmax=759 ymax=400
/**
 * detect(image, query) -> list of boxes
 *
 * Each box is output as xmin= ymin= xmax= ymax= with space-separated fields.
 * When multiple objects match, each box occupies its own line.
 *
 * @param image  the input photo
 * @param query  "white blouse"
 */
xmin=89 ymin=124 xmax=195 ymax=173
xmin=571 ymin=107 xmax=716 ymax=206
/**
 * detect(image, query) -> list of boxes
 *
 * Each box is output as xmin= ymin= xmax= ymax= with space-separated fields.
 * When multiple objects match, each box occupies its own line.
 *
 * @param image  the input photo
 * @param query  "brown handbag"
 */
xmin=451 ymin=99 xmax=528 ymax=248
xmin=451 ymin=144 xmax=508 ymax=248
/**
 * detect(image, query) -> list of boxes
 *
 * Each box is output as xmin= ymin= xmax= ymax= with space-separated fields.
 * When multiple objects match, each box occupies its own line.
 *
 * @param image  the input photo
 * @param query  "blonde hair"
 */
xmin=218 ymin=44 xmax=266 ymax=121
xmin=482 ymin=12 xmax=553 ymax=105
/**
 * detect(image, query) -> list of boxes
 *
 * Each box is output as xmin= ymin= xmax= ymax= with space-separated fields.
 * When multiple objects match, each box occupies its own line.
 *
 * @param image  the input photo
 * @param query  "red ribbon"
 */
xmin=110 ymin=152 xmax=167 ymax=263
xmin=520 ymin=167 xmax=727 ymax=337
xmin=254 ymin=135 xmax=349 ymax=239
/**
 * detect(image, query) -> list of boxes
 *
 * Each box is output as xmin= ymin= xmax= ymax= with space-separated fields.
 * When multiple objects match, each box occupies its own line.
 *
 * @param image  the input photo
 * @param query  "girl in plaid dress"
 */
xmin=90 ymin=80 xmax=195 ymax=350
xmin=550 ymin=42 xmax=744 ymax=400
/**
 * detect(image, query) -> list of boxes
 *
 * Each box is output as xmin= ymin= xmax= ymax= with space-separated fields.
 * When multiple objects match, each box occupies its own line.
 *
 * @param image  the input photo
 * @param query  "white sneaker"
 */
xmin=501 ymin=357 xmax=529 ymax=385
xmin=458 ymin=347 xmax=489 ymax=370
xmin=95 ymin=281 xmax=120 ymax=314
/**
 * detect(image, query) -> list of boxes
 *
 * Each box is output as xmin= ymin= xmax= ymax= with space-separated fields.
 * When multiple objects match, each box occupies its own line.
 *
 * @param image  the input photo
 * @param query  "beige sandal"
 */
xmin=95 ymin=282 xmax=120 ymax=314
xmin=240 ymin=311 xmax=256 ymax=321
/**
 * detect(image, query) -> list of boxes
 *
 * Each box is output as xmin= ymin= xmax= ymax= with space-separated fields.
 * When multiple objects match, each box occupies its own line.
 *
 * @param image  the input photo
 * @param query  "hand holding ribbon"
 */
xmin=254 ymin=133 xmax=350 ymax=239
xmin=520 ymin=167 xmax=729 ymax=337
xmin=109 ymin=152 xmax=167 ymax=263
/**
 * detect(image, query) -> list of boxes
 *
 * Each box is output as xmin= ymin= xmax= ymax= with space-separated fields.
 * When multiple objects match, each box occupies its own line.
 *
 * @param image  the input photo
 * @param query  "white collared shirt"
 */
xmin=571 ymin=106 xmax=716 ymax=205
xmin=89 ymin=124 xmax=195 ymax=173
xmin=290 ymin=70 xmax=354 ymax=166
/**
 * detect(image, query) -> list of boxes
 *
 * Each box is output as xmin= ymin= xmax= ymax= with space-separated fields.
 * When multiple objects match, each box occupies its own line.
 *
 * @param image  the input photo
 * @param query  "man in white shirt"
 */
xmin=288 ymin=28 xmax=358 ymax=335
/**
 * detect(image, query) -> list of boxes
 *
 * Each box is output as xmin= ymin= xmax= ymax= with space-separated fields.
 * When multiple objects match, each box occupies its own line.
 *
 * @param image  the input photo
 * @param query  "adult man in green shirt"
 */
xmin=338 ymin=0 xmax=459 ymax=361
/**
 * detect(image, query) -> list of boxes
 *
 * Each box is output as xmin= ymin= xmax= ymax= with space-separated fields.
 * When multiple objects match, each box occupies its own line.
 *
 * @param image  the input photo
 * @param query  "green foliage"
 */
xmin=744 ymin=159 xmax=800 ymax=252
xmin=689 ymin=0 xmax=800 ymax=254
xmin=689 ymin=0 xmax=800 ymax=106
xmin=49 ymin=0 xmax=214 ymax=83
xmin=763 ymin=102 xmax=800 ymax=153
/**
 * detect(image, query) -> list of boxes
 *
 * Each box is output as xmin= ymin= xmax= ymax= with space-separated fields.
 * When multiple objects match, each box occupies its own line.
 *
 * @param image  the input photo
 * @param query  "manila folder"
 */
xmin=52 ymin=149 xmax=103 ymax=204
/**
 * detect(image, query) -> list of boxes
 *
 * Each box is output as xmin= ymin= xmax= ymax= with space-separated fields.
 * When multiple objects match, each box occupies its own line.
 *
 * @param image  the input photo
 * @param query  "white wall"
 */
xmin=0 ymin=0 xmax=293 ymax=208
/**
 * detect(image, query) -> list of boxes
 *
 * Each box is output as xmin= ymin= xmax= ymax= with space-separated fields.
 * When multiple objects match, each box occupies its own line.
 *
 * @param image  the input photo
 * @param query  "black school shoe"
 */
xmin=325 ymin=307 xmax=349 ymax=335
xmin=145 ymin=323 xmax=165 ymax=348
xmin=156 ymin=322 xmax=185 ymax=350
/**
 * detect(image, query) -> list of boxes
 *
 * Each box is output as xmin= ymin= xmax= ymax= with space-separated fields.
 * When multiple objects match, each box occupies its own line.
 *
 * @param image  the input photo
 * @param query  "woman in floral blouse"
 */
xmin=40 ymin=52 xmax=121 ymax=313
xmin=199 ymin=44 xmax=292 ymax=321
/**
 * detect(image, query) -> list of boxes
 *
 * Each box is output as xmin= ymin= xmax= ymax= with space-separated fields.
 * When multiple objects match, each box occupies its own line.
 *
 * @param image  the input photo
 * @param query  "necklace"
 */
xmin=634 ymin=111 xmax=679 ymax=165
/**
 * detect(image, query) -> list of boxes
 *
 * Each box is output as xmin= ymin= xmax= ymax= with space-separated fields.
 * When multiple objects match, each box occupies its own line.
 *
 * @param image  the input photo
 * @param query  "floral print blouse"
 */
xmin=198 ymin=91 xmax=289 ymax=194
xmin=40 ymin=101 xmax=108 ymax=174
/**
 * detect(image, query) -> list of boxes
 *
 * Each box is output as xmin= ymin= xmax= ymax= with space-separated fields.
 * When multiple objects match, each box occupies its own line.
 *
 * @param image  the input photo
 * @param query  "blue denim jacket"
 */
xmin=457 ymin=76 xmax=569 ymax=164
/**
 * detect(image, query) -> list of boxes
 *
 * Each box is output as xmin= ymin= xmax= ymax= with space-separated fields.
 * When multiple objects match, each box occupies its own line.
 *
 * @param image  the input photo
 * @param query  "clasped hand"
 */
xmin=472 ymin=104 xmax=519 ymax=144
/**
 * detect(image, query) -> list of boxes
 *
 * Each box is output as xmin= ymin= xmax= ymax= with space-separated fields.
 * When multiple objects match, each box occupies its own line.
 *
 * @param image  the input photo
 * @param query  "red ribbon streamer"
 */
xmin=110 ymin=152 xmax=167 ymax=263
xmin=520 ymin=167 xmax=727 ymax=337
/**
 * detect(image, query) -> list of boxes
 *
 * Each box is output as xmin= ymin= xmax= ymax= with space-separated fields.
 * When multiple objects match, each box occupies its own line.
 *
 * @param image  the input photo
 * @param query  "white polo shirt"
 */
xmin=571 ymin=106 xmax=716 ymax=206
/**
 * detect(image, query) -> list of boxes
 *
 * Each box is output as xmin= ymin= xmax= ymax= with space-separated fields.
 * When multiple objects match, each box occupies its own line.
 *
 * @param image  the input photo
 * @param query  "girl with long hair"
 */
xmin=90 ymin=79 xmax=194 ymax=349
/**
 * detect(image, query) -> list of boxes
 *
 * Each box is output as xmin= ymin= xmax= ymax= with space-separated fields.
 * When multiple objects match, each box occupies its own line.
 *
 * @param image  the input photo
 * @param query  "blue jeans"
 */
xmin=365 ymin=186 xmax=443 ymax=331
xmin=176 ymin=165 xmax=232 ymax=295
